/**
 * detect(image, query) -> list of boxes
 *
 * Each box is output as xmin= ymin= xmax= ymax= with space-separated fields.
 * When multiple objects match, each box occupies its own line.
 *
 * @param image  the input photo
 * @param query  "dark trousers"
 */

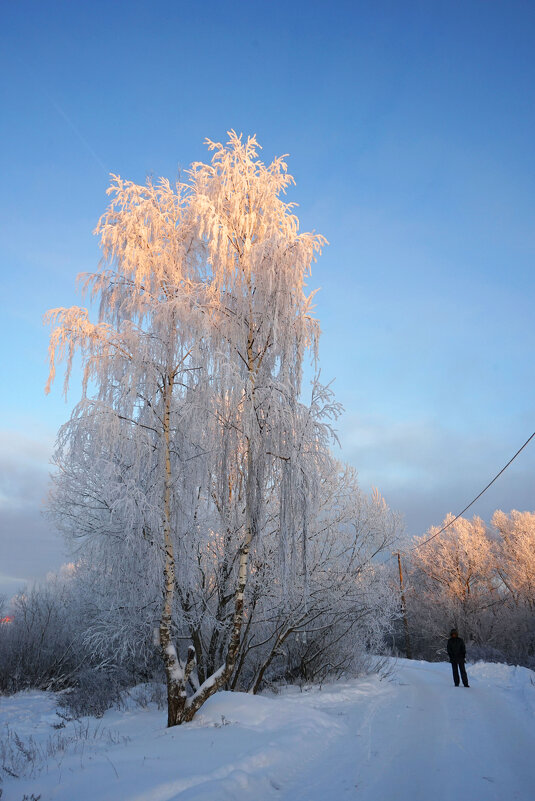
xmin=451 ymin=659 xmax=469 ymax=686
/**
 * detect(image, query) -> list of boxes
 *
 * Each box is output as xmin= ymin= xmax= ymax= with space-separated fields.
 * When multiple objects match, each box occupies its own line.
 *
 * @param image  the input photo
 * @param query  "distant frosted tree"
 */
xmin=407 ymin=515 xmax=501 ymax=647
xmin=490 ymin=510 xmax=535 ymax=663
xmin=46 ymin=132 xmax=330 ymax=724
xmin=492 ymin=510 xmax=535 ymax=609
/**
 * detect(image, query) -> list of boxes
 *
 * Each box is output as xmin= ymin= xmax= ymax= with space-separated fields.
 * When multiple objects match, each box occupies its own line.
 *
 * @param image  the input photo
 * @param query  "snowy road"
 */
xmin=2 ymin=659 xmax=535 ymax=800
xmin=281 ymin=660 xmax=535 ymax=801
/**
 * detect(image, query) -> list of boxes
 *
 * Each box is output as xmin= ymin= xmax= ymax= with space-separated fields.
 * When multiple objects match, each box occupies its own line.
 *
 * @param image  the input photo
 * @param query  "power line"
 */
xmin=412 ymin=430 xmax=535 ymax=551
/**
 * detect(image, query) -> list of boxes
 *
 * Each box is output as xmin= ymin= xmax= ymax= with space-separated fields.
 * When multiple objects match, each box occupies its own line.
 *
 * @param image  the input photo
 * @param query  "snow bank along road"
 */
xmin=2 ymin=658 xmax=535 ymax=801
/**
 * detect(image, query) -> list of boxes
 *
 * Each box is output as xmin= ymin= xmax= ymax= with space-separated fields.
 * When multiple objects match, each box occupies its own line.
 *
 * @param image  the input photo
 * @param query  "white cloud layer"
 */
xmin=0 ymin=430 xmax=67 ymax=599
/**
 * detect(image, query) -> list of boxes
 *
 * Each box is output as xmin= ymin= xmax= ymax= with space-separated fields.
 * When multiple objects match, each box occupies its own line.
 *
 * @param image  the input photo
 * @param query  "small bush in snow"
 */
xmin=57 ymin=667 xmax=128 ymax=718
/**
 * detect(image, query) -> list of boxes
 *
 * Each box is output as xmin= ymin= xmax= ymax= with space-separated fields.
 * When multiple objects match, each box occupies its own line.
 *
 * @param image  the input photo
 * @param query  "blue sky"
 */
xmin=1 ymin=0 xmax=534 ymax=596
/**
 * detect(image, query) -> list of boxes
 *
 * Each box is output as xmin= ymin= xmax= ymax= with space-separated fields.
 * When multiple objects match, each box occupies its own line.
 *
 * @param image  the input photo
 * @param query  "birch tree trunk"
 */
xmin=182 ymin=340 xmax=257 ymax=722
xmin=158 ymin=371 xmax=186 ymax=727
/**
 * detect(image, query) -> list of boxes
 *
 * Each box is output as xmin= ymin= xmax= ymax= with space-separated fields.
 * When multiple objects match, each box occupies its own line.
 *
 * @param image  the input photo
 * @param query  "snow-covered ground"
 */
xmin=1 ymin=658 xmax=534 ymax=801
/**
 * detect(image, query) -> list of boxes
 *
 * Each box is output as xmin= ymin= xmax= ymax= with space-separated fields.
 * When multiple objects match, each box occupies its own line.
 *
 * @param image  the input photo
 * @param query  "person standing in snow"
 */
xmin=447 ymin=628 xmax=470 ymax=687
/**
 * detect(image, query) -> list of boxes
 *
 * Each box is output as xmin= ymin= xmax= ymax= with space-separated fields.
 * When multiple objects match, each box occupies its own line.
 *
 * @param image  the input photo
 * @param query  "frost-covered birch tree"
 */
xmin=46 ymin=165 xmax=222 ymax=724
xmin=46 ymin=132 xmax=331 ymax=725
xmin=172 ymin=133 xmax=330 ymax=717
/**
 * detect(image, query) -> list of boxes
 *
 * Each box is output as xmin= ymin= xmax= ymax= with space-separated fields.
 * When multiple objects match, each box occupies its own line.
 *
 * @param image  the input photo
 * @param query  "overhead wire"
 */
xmin=410 ymin=430 xmax=535 ymax=551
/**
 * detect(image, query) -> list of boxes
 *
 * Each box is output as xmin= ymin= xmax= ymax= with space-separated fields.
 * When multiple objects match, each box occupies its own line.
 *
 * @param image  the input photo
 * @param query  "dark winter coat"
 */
xmin=447 ymin=636 xmax=466 ymax=663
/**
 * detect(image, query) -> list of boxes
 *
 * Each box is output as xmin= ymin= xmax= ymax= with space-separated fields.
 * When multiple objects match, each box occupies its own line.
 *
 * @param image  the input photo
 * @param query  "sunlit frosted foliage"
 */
xmin=403 ymin=511 xmax=535 ymax=666
xmin=492 ymin=510 xmax=535 ymax=606
xmin=46 ymin=133 xmax=397 ymax=724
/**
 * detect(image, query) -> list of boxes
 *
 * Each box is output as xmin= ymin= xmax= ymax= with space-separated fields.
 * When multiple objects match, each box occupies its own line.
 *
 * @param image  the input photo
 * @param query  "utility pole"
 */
xmin=395 ymin=552 xmax=412 ymax=660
